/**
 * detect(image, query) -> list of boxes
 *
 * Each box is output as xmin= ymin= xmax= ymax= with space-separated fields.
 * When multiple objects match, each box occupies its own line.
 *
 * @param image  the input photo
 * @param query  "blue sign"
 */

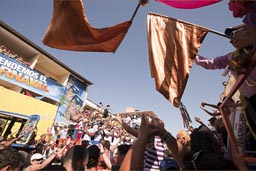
xmin=0 ymin=53 xmax=65 ymax=102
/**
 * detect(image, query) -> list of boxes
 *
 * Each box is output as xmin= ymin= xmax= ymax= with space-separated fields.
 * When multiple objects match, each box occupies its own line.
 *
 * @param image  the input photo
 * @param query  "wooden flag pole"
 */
xmin=175 ymin=18 xmax=231 ymax=39
xmin=130 ymin=3 xmax=141 ymax=22
xmin=207 ymin=29 xmax=231 ymax=39
xmin=148 ymin=12 xmax=232 ymax=39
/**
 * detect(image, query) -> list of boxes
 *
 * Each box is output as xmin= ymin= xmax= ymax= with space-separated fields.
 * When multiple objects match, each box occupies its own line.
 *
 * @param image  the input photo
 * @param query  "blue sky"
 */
xmin=1 ymin=0 xmax=242 ymax=135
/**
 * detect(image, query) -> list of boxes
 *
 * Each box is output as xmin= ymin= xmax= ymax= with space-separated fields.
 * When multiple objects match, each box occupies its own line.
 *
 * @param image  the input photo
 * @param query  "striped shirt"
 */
xmin=144 ymin=136 xmax=165 ymax=171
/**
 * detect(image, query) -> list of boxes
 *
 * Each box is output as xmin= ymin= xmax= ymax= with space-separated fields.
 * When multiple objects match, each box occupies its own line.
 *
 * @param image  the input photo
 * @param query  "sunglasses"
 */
xmin=33 ymin=158 xmax=43 ymax=161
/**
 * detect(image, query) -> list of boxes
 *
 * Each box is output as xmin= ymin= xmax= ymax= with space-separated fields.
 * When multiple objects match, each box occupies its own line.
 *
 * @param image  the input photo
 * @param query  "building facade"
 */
xmin=0 ymin=21 xmax=96 ymax=136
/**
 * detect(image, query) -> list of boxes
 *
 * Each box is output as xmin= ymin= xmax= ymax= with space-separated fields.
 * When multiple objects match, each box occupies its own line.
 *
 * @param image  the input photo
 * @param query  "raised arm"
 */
xmin=157 ymin=120 xmax=189 ymax=168
xmin=201 ymin=102 xmax=218 ymax=109
xmin=194 ymin=116 xmax=207 ymax=127
xmin=98 ymin=143 xmax=112 ymax=170
xmin=114 ymin=114 xmax=138 ymax=138
xmin=119 ymin=113 xmax=158 ymax=171
xmin=24 ymin=147 xmax=64 ymax=171
xmin=195 ymin=53 xmax=231 ymax=70
xmin=4 ymin=135 xmax=23 ymax=147
xmin=200 ymin=102 xmax=220 ymax=117
xmin=24 ymin=153 xmax=56 ymax=171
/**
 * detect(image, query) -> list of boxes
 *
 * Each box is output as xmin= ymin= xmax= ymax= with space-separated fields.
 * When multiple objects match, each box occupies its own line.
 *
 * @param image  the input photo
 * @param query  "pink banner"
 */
xmin=156 ymin=0 xmax=221 ymax=9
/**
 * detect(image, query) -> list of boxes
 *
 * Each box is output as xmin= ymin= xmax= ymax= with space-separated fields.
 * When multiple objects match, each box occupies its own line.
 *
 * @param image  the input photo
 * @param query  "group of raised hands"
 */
xmin=118 ymin=112 xmax=190 ymax=171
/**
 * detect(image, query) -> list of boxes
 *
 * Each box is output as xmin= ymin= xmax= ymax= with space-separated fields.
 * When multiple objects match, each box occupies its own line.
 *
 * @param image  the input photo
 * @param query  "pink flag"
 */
xmin=147 ymin=13 xmax=208 ymax=107
xmin=156 ymin=0 xmax=222 ymax=9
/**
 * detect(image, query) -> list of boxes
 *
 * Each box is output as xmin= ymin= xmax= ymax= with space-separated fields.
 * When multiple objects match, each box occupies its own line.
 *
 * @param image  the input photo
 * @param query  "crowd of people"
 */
xmin=0 ymin=45 xmax=31 ymax=66
xmin=1 ymin=0 xmax=256 ymax=170
xmin=0 ymin=103 xmax=255 ymax=171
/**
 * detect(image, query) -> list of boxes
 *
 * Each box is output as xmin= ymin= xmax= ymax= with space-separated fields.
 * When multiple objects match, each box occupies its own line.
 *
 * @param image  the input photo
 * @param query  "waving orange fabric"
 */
xmin=42 ymin=0 xmax=131 ymax=53
xmin=147 ymin=13 xmax=208 ymax=107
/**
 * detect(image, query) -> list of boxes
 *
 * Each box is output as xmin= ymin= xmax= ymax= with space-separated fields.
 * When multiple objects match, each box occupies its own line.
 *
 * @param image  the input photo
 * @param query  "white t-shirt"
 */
xmin=83 ymin=132 xmax=91 ymax=141
xmin=59 ymin=128 xmax=68 ymax=139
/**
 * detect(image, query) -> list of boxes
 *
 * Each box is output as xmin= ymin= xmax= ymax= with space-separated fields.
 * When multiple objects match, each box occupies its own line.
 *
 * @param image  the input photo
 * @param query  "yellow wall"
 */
xmin=0 ymin=86 xmax=58 ymax=137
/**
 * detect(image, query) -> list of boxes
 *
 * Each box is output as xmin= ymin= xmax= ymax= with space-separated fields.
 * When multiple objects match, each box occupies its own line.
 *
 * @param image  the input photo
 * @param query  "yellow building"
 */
xmin=0 ymin=21 xmax=93 ymax=137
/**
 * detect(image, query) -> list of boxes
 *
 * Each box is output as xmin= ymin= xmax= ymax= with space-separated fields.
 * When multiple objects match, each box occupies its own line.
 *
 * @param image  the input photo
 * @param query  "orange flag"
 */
xmin=147 ymin=13 xmax=208 ymax=107
xmin=42 ymin=0 xmax=131 ymax=53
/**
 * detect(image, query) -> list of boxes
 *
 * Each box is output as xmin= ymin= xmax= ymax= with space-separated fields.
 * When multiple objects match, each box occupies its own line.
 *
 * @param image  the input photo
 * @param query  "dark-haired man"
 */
xmin=0 ymin=147 xmax=24 ymax=171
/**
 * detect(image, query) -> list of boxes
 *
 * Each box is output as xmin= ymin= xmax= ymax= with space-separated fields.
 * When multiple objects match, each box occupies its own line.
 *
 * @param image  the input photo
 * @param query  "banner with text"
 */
xmin=0 ymin=53 xmax=65 ymax=102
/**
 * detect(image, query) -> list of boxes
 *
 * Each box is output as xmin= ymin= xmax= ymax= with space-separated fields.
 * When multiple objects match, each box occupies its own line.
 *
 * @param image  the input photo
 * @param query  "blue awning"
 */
xmin=0 ymin=110 xmax=29 ymax=120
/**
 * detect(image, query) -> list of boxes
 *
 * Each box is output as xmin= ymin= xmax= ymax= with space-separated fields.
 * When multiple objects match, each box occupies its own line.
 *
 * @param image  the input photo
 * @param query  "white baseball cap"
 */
xmin=30 ymin=153 xmax=43 ymax=161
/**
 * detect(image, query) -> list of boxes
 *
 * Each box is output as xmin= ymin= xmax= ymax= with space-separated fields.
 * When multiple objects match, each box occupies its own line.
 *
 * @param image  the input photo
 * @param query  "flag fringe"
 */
xmin=179 ymin=102 xmax=192 ymax=129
